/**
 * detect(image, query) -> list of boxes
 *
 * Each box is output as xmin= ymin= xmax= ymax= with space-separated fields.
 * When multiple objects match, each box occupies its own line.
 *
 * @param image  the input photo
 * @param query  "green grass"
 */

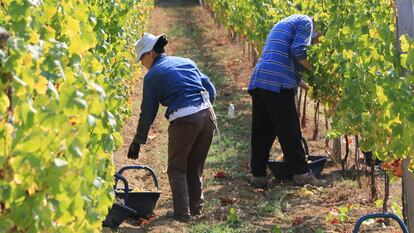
xmin=271 ymin=226 xmax=325 ymax=233
xmin=336 ymin=179 xmax=358 ymax=190
xmin=161 ymin=4 xmax=258 ymax=232
xmin=164 ymin=2 xmax=253 ymax=180
xmin=190 ymin=208 xmax=249 ymax=233
xmin=258 ymin=190 xmax=286 ymax=217
xmin=191 ymin=224 xmax=245 ymax=233
xmin=169 ymin=24 xmax=187 ymax=39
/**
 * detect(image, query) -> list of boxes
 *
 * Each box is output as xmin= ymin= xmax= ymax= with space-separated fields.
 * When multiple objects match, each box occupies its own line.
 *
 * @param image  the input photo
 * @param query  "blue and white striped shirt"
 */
xmin=248 ymin=14 xmax=313 ymax=93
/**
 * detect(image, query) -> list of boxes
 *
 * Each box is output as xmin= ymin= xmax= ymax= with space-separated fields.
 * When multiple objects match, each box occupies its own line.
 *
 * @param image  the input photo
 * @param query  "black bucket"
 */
xmin=362 ymin=151 xmax=382 ymax=166
xmin=102 ymin=202 xmax=137 ymax=229
xmin=268 ymin=138 xmax=327 ymax=180
xmin=269 ymin=155 xmax=327 ymax=180
xmin=103 ymin=173 xmax=136 ymax=229
xmin=114 ymin=165 xmax=161 ymax=218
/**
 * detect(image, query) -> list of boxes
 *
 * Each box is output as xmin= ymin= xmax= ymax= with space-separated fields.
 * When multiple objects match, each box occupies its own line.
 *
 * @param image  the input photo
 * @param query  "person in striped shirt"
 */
xmin=248 ymin=14 xmax=327 ymax=187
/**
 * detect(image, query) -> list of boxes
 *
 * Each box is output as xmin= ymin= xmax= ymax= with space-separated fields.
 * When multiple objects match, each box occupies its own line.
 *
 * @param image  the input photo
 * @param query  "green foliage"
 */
xmin=391 ymin=201 xmax=403 ymax=218
xmin=191 ymin=223 xmax=242 ymax=233
xmin=0 ymin=0 xmax=153 ymax=232
xmin=191 ymin=208 xmax=246 ymax=233
xmin=258 ymin=190 xmax=285 ymax=217
xmin=204 ymin=0 xmax=414 ymax=167
xmin=227 ymin=207 xmax=242 ymax=228
xmin=326 ymin=204 xmax=356 ymax=224
xmin=272 ymin=226 xmax=283 ymax=233
xmin=271 ymin=226 xmax=324 ymax=233
xmin=375 ymin=199 xmax=384 ymax=209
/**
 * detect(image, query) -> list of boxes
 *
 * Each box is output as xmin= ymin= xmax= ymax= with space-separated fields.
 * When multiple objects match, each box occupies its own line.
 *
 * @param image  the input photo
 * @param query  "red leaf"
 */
xmin=137 ymin=215 xmax=155 ymax=226
xmin=391 ymin=159 xmax=401 ymax=167
xmin=393 ymin=165 xmax=403 ymax=177
xmin=375 ymin=218 xmax=386 ymax=223
xmin=331 ymin=218 xmax=340 ymax=224
xmin=381 ymin=162 xmax=393 ymax=171
xmin=214 ymin=171 xmax=225 ymax=179
xmin=146 ymin=214 xmax=156 ymax=222
xmin=137 ymin=217 xmax=149 ymax=226
xmin=292 ymin=217 xmax=303 ymax=225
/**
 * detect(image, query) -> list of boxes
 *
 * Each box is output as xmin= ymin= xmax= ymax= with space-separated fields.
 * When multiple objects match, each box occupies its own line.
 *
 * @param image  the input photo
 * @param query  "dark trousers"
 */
xmin=167 ymin=109 xmax=215 ymax=215
xmin=250 ymin=88 xmax=309 ymax=176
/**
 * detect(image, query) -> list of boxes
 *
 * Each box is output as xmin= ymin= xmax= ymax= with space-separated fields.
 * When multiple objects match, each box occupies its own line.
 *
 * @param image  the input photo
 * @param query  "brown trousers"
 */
xmin=167 ymin=108 xmax=215 ymax=215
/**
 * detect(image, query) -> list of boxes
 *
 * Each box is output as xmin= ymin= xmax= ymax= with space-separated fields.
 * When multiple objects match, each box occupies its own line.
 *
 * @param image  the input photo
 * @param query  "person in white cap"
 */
xmin=127 ymin=33 xmax=217 ymax=222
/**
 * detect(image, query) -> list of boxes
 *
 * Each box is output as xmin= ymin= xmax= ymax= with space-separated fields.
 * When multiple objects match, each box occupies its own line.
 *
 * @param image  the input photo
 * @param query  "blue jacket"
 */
xmin=133 ymin=54 xmax=216 ymax=144
xmin=248 ymin=14 xmax=312 ymax=93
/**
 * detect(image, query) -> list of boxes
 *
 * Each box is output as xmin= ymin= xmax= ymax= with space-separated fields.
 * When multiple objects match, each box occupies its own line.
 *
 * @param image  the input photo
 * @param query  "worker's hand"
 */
xmin=127 ymin=142 xmax=141 ymax=160
xmin=299 ymin=79 xmax=309 ymax=90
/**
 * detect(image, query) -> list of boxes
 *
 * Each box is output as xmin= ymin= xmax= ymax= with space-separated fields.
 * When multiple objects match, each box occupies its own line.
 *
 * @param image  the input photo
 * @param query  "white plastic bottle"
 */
xmin=228 ymin=103 xmax=235 ymax=119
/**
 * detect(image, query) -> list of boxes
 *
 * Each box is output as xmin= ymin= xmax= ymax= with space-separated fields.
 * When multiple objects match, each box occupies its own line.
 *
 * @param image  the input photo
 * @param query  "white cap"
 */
xmin=135 ymin=32 xmax=165 ymax=63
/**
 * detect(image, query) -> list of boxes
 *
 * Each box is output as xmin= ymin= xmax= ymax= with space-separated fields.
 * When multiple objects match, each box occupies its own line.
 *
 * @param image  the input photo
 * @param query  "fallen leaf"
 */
xmin=292 ymin=217 xmax=303 ymax=225
xmin=137 ymin=217 xmax=149 ymax=226
xmin=253 ymin=188 xmax=265 ymax=194
xmin=214 ymin=171 xmax=225 ymax=179
xmin=362 ymin=218 xmax=375 ymax=225
xmin=299 ymin=187 xmax=314 ymax=197
xmin=148 ymin=134 xmax=157 ymax=140
xmin=302 ymin=190 xmax=314 ymax=197
xmin=219 ymin=196 xmax=237 ymax=206
xmin=146 ymin=214 xmax=156 ymax=222
xmin=275 ymin=155 xmax=284 ymax=161
xmin=136 ymin=215 xmax=156 ymax=226
xmin=331 ymin=218 xmax=340 ymax=224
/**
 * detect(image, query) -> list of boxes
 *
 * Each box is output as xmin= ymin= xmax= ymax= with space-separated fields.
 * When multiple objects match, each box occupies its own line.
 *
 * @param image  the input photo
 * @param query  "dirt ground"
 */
xmin=103 ymin=0 xmax=404 ymax=232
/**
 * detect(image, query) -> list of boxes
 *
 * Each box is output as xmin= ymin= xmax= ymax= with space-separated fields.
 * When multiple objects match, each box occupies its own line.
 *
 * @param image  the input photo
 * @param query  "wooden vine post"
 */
xmin=395 ymin=0 xmax=414 ymax=231
xmin=312 ymin=100 xmax=320 ymax=140
xmin=332 ymin=138 xmax=341 ymax=163
xmin=301 ymin=90 xmax=308 ymax=128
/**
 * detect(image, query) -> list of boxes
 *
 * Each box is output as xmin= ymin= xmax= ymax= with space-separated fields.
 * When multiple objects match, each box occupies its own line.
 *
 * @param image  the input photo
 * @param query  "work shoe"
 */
xmin=293 ymin=171 xmax=327 ymax=186
xmin=250 ymin=176 xmax=268 ymax=188
xmin=191 ymin=209 xmax=203 ymax=217
xmin=191 ymin=209 xmax=204 ymax=220
xmin=165 ymin=210 xmax=191 ymax=222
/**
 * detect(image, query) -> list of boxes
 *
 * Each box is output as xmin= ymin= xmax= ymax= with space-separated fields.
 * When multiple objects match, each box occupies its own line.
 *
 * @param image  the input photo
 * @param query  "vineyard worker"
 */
xmin=127 ymin=33 xmax=217 ymax=222
xmin=248 ymin=14 xmax=327 ymax=188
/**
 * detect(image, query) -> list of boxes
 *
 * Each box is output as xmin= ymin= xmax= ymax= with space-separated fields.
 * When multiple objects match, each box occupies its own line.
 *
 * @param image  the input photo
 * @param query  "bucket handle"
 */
xmin=352 ymin=213 xmax=409 ymax=233
xmin=301 ymin=137 xmax=309 ymax=156
xmin=116 ymin=165 xmax=159 ymax=190
xmin=114 ymin=173 xmax=129 ymax=199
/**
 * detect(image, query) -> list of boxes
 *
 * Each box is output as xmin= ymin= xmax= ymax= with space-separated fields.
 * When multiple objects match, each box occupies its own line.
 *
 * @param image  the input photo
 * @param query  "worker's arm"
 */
xmin=297 ymin=59 xmax=312 ymax=72
xmin=299 ymin=79 xmax=309 ymax=90
xmin=291 ymin=16 xmax=313 ymax=71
